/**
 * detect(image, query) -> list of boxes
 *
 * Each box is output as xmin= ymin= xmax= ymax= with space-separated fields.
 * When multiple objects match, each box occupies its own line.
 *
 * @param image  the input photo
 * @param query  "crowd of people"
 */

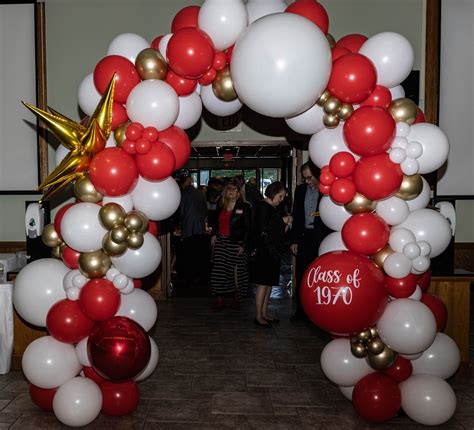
xmin=172 ymin=162 xmax=329 ymax=326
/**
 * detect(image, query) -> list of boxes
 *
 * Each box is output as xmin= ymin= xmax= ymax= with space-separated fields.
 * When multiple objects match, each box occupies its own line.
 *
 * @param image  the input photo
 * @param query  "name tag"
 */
xmin=235 ymin=209 xmax=243 ymax=214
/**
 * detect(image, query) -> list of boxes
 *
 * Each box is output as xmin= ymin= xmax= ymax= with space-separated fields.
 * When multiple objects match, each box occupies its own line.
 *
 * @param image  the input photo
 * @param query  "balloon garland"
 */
xmin=14 ymin=0 xmax=455 ymax=426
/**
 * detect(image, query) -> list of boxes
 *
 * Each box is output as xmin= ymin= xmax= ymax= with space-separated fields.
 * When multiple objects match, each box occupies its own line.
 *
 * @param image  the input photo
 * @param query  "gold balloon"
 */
xmin=371 ymin=245 xmax=394 ymax=268
xmin=351 ymin=341 xmax=368 ymax=358
xmin=212 ymin=65 xmax=237 ymax=101
xmin=111 ymin=225 xmax=129 ymax=244
xmin=102 ymin=233 xmax=128 ymax=257
xmin=74 ymin=173 xmax=103 ymax=203
xmin=52 ymin=243 xmax=66 ymax=259
xmin=323 ymin=96 xmax=342 ymax=115
xmin=355 ymin=329 xmax=372 ymax=343
xmin=326 ymin=33 xmax=336 ymax=48
xmin=135 ymin=211 xmax=149 ymax=233
xmin=366 ymin=347 xmax=397 ymax=370
xmin=367 ymin=337 xmax=385 ymax=355
xmin=114 ymin=121 xmax=130 ymax=147
xmin=388 ymin=98 xmax=418 ymax=125
xmin=79 ymin=250 xmax=111 ymax=278
xmin=344 ymin=193 xmax=376 ymax=214
xmin=99 ymin=203 xmax=125 ymax=230
xmin=323 ymin=113 xmax=340 ymax=128
xmin=337 ymin=103 xmax=354 ymax=121
xmin=42 ymin=223 xmax=62 ymax=248
xmin=396 ymin=174 xmax=423 ymax=201
xmin=127 ymin=232 xmax=144 ymax=250
xmin=369 ymin=326 xmax=378 ymax=338
xmin=317 ymin=90 xmax=331 ymax=106
xmin=135 ymin=48 xmax=168 ymax=80
xmin=124 ymin=212 xmax=144 ymax=232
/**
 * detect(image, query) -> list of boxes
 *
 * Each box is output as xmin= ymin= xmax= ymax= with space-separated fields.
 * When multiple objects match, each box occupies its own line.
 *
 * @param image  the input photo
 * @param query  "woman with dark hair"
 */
xmin=253 ymin=181 xmax=292 ymax=326
xmin=210 ymin=180 xmax=252 ymax=310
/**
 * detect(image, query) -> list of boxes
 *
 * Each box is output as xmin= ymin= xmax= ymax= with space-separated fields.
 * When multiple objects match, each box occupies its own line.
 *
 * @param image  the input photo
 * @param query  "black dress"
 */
xmin=253 ymin=200 xmax=286 ymax=286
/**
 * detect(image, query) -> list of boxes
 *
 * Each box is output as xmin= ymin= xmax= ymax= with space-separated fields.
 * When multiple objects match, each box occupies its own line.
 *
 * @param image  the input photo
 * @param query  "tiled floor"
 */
xmin=1 ymin=287 xmax=473 ymax=429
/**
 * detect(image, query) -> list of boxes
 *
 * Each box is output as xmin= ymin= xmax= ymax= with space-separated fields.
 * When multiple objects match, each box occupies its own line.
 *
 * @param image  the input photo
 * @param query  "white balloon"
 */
xmin=400 ymin=375 xmax=456 ymax=426
xmin=309 ymin=125 xmax=356 ymax=168
xmin=401 ymin=352 xmax=423 ymax=360
xmin=72 ymin=274 xmax=87 ymax=288
xmin=63 ymin=268 xmax=80 ymax=291
xmin=407 ymin=123 xmax=449 ymax=174
xmin=115 ymin=288 xmax=158 ymax=331
xmin=113 ymin=273 xmax=129 ymax=290
xmin=131 ymin=176 xmax=181 ymax=221
xmin=106 ymin=267 xmax=121 ymax=281
xmin=406 ymin=141 xmax=423 ymax=159
xmin=319 ymin=196 xmax=351 ymax=231
xmin=75 ymin=337 xmax=91 ymax=367
xmin=53 ymin=377 xmax=102 ymax=427
xmin=111 ymin=232 xmax=162 ymax=279
xmin=359 ymin=32 xmax=414 ymax=88
xmin=231 ymin=13 xmax=331 ymax=117
xmin=22 ymin=336 xmax=81 ymax=388
xmin=375 ymin=196 xmax=409 ymax=225
xmin=389 ymin=147 xmax=406 ymax=164
xmin=126 ymin=80 xmax=179 ymax=130
xmin=198 ymin=0 xmax=248 ymax=51
xmin=13 ymin=258 xmax=68 ymax=327
xmin=102 ymin=194 xmax=134 ymax=213
xmin=400 ymin=157 xmax=419 ymax=175
xmin=377 ymin=299 xmax=437 ymax=354
xmin=383 ymin=252 xmax=412 ymax=278
xmin=175 ymin=92 xmax=202 ymax=129
xmin=411 ymin=333 xmax=460 ymax=379
xmin=394 ymin=209 xmax=452 ymax=257
xmin=105 ymin=134 xmax=116 ymax=148
xmin=285 ymin=103 xmax=325 ymax=135
xmin=395 ymin=122 xmax=410 ymax=137
xmin=66 ymin=287 xmax=81 ymax=301
xmin=135 ymin=337 xmax=159 ymax=381
xmin=107 ymin=32 xmax=149 ymax=64
xmin=418 ymin=240 xmax=431 ymax=256
xmin=403 ymin=242 xmax=421 ymax=259
xmin=200 ymin=83 xmax=243 ymax=116
xmin=60 ymin=202 xmax=106 ymax=252
xmin=411 ymin=256 xmax=430 ymax=274
xmin=121 ymin=280 xmax=136 ymax=295
xmin=321 ymin=338 xmax=374 ymax=387
xmin=388 ymin=228 xmax=416 ymax=252
xmin=78 ymin=73 xmax=100 ymax=116
xmin=408 ymin=285 xmax=422 ymax=301
xmin=339 ymin=385 xmax=354 ymax=401
xmin=406 ymin=177 xmax=430 ymax=211
xmin=246 ymin=0 xmax=286 ymax=24
xmin=318 ymin=231 xmax=348 ymax=256
xmin=159 ymin=33 xmax=173 ymax=59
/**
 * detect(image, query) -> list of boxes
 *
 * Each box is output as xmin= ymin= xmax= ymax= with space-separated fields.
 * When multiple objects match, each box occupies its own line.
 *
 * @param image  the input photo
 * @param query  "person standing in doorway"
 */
xmin=290 ymin=162 xmax=330 ymax=321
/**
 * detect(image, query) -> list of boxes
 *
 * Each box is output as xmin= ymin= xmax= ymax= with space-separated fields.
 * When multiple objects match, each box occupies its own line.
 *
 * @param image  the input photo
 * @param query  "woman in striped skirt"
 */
xmin=210 ymin=180 xmax=252 ymax=310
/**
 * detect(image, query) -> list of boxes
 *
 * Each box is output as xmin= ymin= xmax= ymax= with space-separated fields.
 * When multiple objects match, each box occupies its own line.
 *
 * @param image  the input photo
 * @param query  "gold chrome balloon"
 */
xmin=111 ymin=225 xmax=129 ymax=244
xmin=366 ymin=347 xmax=397 ymax=370
xmin=135 ymin=211 xmax=149 ymax=233
xmin=369 ymin=326 xmax=378 ymax=338
xmin=135 ymin=48 xmax=168 ymax=80
xmin=396 ymin=174 xmax=423 ymax=201
xmin=371 ymin=245 xmax=394 ymax=268
xmin=317 ymin=90 xmax=331 ymax=107
xmin=338 ymin=103 xmax=354 ymax=121
xmin=388 ymin=98 xmax=418 ymax=125
xmin=102 ymin=232 xmax=128 ymax=257
xmin=52 ymin=242 xmax=66 ymax=259
xmin=355 ymin=329 xmax=372 ymax=343
xmin=42 ymin=223 xmax=62 ymax=248
xmin=79 ymin=250 xmax=111 ymax=278
xmin=114 ymin=121 xmax=130 ymax=147
xmin=367 ymin=337 xmax=385 ymax=355
xmin=212 ymin=65 xmax=237 ymax=101
xmin=323 ymin=96 xmax=342 ymax=115
xmin=351 ymin=341 xmax=368 ymax=358
xmin=326 ymin=33 xmax=336 ymax=48
xmin=127 ymin=232 xmax=144 ymax=250
xmin=74 ymin=173 xmax=103 ymax=203
xmin=323 ymin=113 xmax=340 ymax=128
xmin=344 ymin=193 xmax=376 ymax=214
xmin=99 ymin=203 xmax=126 ymax=230
xmin=124 ymin=212 xmax=144 ymax=232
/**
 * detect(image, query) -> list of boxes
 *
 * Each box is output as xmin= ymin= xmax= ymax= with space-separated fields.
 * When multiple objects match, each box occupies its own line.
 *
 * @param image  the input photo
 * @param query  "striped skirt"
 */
xmin=210 ymin=235 xmax=248 ymax=300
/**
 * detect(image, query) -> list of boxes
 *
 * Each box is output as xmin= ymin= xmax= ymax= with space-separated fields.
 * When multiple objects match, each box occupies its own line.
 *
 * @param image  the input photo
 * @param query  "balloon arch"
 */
xmin=14 ymin=0 xmax=455 ymax=426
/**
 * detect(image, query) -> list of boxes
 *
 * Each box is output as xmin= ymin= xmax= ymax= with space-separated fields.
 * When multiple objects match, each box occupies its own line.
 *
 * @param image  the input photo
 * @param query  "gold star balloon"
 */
xmin=23 ymin=75 xmax=116 ymax=200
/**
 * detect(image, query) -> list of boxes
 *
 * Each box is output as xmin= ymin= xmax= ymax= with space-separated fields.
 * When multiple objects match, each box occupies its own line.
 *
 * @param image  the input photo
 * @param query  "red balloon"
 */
xmin=171 ymin=5 xmax=200 ymax=32
xmin=382 ymin=356 xmax=413 ymax=383
xmin=353 ymin=373 xmax=401 ymax=423
xmin=330 ymin=178 xmax=356 ymax=204
xmin=343 ymin=106 xmax=395 ymax=156
xmin=88 ymin=316 xmax=151 ymax=381
xmin=93 ymin=55 xmax=140 ymax=104
xmin=79 ymin=278 xmax=121 ymax=321
xmin=385 ymin=273 xmax=417 ymax=298
xmin=100 ymin=380 xmax=140 ymax=416
xmin=336 ymin=34 xmax=368 ymax=53
xmin=226 ymin=45 xmax=234 ymax=63
xmin=286 ymin=0 xmax=329 ymax=34
xmin=167 ymin=27 xmax=215 ymax=79
xmin=331 ymin=46 xmax=350 ymax=62
xmin=328 ymin=54 xmax=377 ymax=103
xmin=415 ymin=107 xmax=426 ymax=124
xmin=89 ymin=148 xmax=138 ymax=196
xmin=111 ymin=103 xmax=129 ymax=131
xmin=198 ymin=67 xmax=217 ymax=86
xmin=360 ymin=85 xmax=392 ymax=109
xmin=165 ymin=70 xmax=198 ymax=96
xmin=29 ymin=384 xmax=57 ymax=412
xmin=329 ymin=152 xmax=356 ymax=177
xmin=125 ymin=122 xmax=143 ymax=141
xmin=135 ymin=141 xmax=176 ymax=181
xmin=150 ymin=35 xmax=163 ymax=50
xmin=353 ymin=153 xmax=403 ymax=200
xmin=420 ymin=293 xmax=448 ymax=331
xmin=159 ymin=126 xmax=191 ymax=169
xmin=133 ymin=279 xmax=143 ymax=289
xmin=54 ymin=203 xmax=75 ymax=238
xmin=46 ymin=299 xmax=94 ymax=344
xmin=416 ymin=269 xmax=431 ymax=292
xmin=213 ymin=51 xmax=227 ymax=71
xmin=135 ymin=138 xmax=152 ymax=155
xmin=318 ymin=183 xmax=331 ymax=195
xmin=342 ymin=213 xmax=389 ymax=255
xmin=301 ymin=251 xmax=387 ymax=335
xmin=142 ymin=126 xmax=160 ymax=142
xmin=147 ymin=221 xmax=159 ymax=236
xmin=62 ymin=246 xmax=81 ymax=269
xmin=319 ymin=168 xmax=335 ymax=186
xmin=84 ymin=366 xmax=108 ymax=384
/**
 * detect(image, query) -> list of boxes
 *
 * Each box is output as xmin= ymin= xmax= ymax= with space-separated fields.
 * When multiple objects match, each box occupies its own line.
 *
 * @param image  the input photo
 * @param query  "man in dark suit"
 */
xmin=290 ymin=161 xmax=330 ymax=320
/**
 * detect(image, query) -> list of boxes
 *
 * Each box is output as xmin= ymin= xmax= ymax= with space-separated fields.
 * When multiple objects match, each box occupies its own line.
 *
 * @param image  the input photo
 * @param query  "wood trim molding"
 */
xmin=0 ymin=242 xmax=26 ymax=253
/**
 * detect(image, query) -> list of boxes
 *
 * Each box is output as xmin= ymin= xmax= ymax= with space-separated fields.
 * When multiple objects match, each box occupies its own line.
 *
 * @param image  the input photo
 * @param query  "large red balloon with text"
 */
xmin=100 ymin=380 xmax=140 ymax=416
xmin=343 ymin=106 xmax=395 ymax=156
xmin=327 ymin=54 xmax=377 ymax=103
xmin=353 ymin=153 xmax=403 ymax=200
xmin=159 ymin=126 xmax=191 ymax=169
xmin=286 ymin=0 xmax=329 ymax=34
xmin=342 ymin=213 xmax=390 ymax=255
xmin=301 ymin=251 xmax=387 ymax=335
xmin=89 ymin=148 xmax=138 ymax=196
xmin=166 ymin=27 xmax=215 ymax=79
